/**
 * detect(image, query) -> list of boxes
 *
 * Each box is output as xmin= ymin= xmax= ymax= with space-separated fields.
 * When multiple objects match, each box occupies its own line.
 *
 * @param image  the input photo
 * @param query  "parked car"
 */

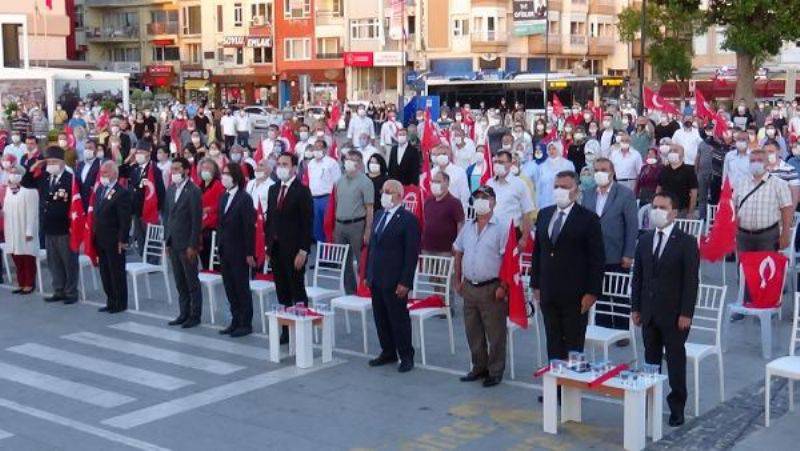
xmin=242 ymin=105 xmax=281 ymax=130
xmin=304 ymin=106 xmax=326 ymax=124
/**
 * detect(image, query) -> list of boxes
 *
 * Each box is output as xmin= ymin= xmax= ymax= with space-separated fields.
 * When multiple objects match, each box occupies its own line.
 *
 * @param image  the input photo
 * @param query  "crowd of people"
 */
xmin=1 ymin=92 xmax=799 ymax=428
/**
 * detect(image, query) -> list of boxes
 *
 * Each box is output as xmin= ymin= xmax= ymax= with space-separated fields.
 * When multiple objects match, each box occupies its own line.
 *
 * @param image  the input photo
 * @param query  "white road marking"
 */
xmin=62 ymin=332 xmax=244 ymax=375
xmin=109 ymin=322 xmax=270 ymax=360
xmin=0 ymin=361 xmax=135 ymax=408
xmin=103 ymin=359 xmax=344 ymax=429
xmin=7 ymin=343 xmax=193 ymax=391
xmin=0 ymin=397 xmax=170 ymax=451
xmin=0 ymin=428 xmax=12 ymax=440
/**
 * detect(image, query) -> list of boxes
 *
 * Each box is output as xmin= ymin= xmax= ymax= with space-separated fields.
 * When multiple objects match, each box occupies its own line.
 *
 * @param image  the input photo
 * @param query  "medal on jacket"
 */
xmin=107 ymin=189 xmax=115 ymax=200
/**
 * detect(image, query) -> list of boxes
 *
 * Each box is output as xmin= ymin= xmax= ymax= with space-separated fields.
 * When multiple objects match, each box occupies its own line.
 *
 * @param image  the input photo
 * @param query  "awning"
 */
xmin=184 ymin=79 xmax=210 ymax=91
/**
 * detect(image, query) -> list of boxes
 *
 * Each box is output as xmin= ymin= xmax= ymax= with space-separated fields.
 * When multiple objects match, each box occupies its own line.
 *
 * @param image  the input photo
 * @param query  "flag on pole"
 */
xmin=141 ymin=165 xmax=160 ymax=225
xmin=479 ymin=143 xmax=494 ymax=186
xmin=740 ymin=251 xmax=787 ymax=308
xmin=695 ymin=89 xmax=715 ymax=122
xmin=643 ymin=87 xmax=681 ymax=116
xmin=280 ymin=122 xmax=296 ymax=153
xmin=253 ymin=140 xmax=264 ymax=163
xmin=323 ymin=186 xmax=337 ymax=243
xmin=83 ymin=186 xmax=99 ymax=266
xmin=327 ymin=103 xmax=341 ymax=132
xmin=254 ymin=203 xmax=266 ymax=266
xmin=552 ymin=94 xmax=565 ymax=117
xmin=69 ymin=176 xmax=85 ymax=252
xmin=500 ymin=223 xmax=528 ymax=329
xmin=699 ymin=178 xmax=737 ymax=261
xmin=328 ymin=139 xmax=339 ymax=160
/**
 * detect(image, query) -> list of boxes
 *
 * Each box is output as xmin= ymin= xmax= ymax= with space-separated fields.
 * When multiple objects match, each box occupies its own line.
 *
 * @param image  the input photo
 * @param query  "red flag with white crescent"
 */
xmin=323 ymin=186 xmax=337 ymax=243
xmin=69 ymin=176 xmax=85 ymax=252
xmin=644 ymin=86 xmax=681 ymax=116
xmin=83 ymin=182 xmax=100 ymax=266
xmin=479 ymin=144 xmax=494 ymax=186
xmin=141 ymin=165 xmax=160 ymax=225
xmin=253 ymin=139 xmax=264 ymax=164
xmin=327 ymin=103 xmax=341 ymax=132
xmin=552 ymin=94 xmax=565 ymax=117
xmin=699 ymin=178 xmax=737 ymax=261
xmin=254 ymin=203 xmax=266 ymax=266
xmin=500 ymin=223 xmax=528 ymax=329
xmin=280 ymin=122 xmax=297 ymax=153
xmin=740 ymin=251 xmax=787 ymax=308
xmin=695 ymin=89 xmax=715 ymax=122
xmin=64 ymin=126 xmax=76 ymax=149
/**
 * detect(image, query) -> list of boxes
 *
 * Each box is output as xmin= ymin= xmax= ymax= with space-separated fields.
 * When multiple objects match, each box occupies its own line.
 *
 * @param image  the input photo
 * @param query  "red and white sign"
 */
xmin=373 ymin=51 xmax=404 ymax=67
xmin=343 ymin=52 xmax=374 ymax=67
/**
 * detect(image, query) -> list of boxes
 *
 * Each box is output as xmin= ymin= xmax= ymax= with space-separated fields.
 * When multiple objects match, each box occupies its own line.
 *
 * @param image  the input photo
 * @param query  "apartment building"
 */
xmin=0 ymin=1 xmax=72 ymax=67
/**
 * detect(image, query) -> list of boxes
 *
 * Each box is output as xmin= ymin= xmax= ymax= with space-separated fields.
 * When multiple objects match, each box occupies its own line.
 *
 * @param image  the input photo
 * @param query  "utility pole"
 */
xmin=638 ymin=0 xmax=647 ymax=114
xmin=544 ymin=0 xmax=550 ymax=125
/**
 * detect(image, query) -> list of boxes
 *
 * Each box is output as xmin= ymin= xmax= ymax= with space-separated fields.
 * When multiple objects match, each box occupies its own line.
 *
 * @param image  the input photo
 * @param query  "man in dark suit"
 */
xmin=218 ymin=163 xmax=256 ymax=337
xmin=40 ymin=146 xmax=79 ymax=304
xmin=266 ymin=152 xmax=314 ymax=343
xmin=631 ymin=191 xmax=699 ymax=427
xmin=76 ymin=140 xmax=101 ymax=211
xmin=532 ymin=170 xmax=605 ymax=362
xmin=123 ymin=145 xmax=165 ymax=256
xmin=93 ymin=161 xmax=132 ymax=313
xmin=163 ymin=157 xmax=203 ymax=328
xmin=366 ymin=179 xmax=420 ymax=373
xmin=387 ymin=128 xmax=420 ymax=186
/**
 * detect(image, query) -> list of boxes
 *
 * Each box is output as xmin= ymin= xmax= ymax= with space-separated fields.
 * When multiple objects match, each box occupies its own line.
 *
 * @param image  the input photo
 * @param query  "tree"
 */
xmin=706 ymin=0 xmax=800 ymax=106
xmin=617 ymin=0 xmax=705 ymax=101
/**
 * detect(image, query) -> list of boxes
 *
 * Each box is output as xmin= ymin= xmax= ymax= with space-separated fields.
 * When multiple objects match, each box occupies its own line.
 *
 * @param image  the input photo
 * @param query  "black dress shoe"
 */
xmin=181 ymin=318 xmax=201 ymax=328
xmin=168 ymin=317 xmax=188 ymax=326
xmin=368 ymin=354 xmax=398 ymax=367
xmin=219 ymin=324 xmax=236 ymax=335
xmin=230 ymin=327 xmax=252 ymax=338
xmin=19 ymin=289 xmax=34 ymax=295
xmin=62 ymin=297 xmax=78 ymax=305
xmin=460 ymin=370 xmax=489 ymax=382
xmin=98 ymin=306 xmax=110 ymax=312
xmin=482 ymin=376 xmax=502 ymax=387
xmin=44 ymin=294 xmax=64 ymax=302
xmin=397 ymin=360 xmax=414 ymax=373
xmin=668 ymin=413 xmax=685 ymax=427
xmin=12 ymin=288 xmax=23 ymax=294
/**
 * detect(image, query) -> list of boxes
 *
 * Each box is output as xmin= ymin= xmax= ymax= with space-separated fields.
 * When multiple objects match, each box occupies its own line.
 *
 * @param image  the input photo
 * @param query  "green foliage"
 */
xmin=100 ymin=99 xmax=117 ymax=113
xmin=705 ymin=0 xmax=800 ymax=60
xmin=4 ymin=101 xmax=18 ymax=120
xmin=47 ymin=128 xmax=60 ymax=143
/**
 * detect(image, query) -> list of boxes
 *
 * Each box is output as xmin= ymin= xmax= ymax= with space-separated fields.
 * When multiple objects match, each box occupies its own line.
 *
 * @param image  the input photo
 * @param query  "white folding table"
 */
xmin=266 ymin=310 xmax=333 ymax=368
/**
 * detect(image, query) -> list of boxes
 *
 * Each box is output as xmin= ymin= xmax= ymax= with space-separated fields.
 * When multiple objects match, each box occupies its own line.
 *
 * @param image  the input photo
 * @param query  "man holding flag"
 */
xmin=40 ymin=146 xmax=79 ymax=304
xmin=453 ymin=186 xmax=510 ymax=387
xmin=125 ymin=145 xmax=165 ymax=255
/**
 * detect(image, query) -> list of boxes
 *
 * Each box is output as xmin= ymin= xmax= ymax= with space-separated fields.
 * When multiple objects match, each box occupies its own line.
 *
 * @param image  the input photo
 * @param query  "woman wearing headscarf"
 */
xmin=3 ymin=164 xmax=39 ymax=294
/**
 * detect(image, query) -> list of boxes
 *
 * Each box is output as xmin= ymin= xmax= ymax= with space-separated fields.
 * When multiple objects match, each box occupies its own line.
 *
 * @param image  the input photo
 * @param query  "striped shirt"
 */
xmin=768 ymin=160 xmax=800 ymax=187
xmin=735 ymin=174 xmax=792 ymax=231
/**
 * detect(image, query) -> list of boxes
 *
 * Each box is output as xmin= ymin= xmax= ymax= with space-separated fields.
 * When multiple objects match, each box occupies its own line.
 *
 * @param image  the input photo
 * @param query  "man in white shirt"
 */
xmin=220 ymin=110 xmax=237 ymax=151
xmin=260 ymin=124 xmax=286 ymax=159
xmin=488 ymin=150 xmax=535 ymax=248
xmin=347 ymin=105 xmax=375 ymax=143
xmin=451 ymin=128 xmax=477 ymax=169
xmin=609 ymin=133 xmax=643 ymax=192
xmin=430 ymin=144 xmax=471 ymax=208
xmin=294 ymin=124 xmax=313 ymax=161
xmin=671 ymin=119 xmax=702 ymax=167
xmin=722 ymin=131 xmax=751 ymax=187
xmin=357 ymin=133 xmax=379 ymax=170
xmin=307 ymin=140 xmax=342 ymax=242
xmin=380 ymin=110 xmax=401 ymax=152
xmin=599 ymin=114 xmax=616 ymax=156
xmin=234 ymin=110 xmax=251 ymax=148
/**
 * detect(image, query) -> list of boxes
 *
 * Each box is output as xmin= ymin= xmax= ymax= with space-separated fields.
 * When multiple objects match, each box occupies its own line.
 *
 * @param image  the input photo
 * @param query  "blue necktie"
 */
xmin=551 ymin=211 xmax=565 ymax=243
xmin=377 ymin=211 xmax=391 ymax=236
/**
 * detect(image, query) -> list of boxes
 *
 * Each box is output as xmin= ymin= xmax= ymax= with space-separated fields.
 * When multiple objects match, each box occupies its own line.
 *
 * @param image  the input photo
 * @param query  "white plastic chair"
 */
xmin=0 ymin=242 xmax=12 ymax=283
xmin=675 ymin=218 xmax=704 ymax=244
xmin=585 ymin=272 xmax=637 ymax=363
xmin=126 ymin=224 xmax=172 ymax=310
xmin=331 ymin=292 xmax=372 ymax=353
xmin=409 ymin=254 xmax=455 ymax=365
xmin=728 ymin=260 xmax=789 ymax=359
xmin=507 ymin=252 xmax=544 ymax=379
xmin=705 ymin=204 xmax=719 ymax=234
xmin=250 ymin=262 xmax=276 ymax=334
xmin=686 ymin=284 xmax=727 ymax=416
xmin=781 ymin=217 xmax=800 ymax=296
xmin=306 ymin=242 xmax=348 ymax=308
xmin=78 ymin=254 xmax=99 ymax=302
xmin=197 ymin=231 xmax=223 ymax=324
xmin=637 ymin=204 xmax=652 ymax=230
xmin=765 ymin=292 xmax=800 ymax=426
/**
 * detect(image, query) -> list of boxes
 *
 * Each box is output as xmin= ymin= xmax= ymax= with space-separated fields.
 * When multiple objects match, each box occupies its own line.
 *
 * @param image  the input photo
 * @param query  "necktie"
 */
xmin=277 ymin=185 xmax=288 ymax=209
xmin=377 ymin=211 xmax=391 ymax=236
xmin=50 ymin=176 xmax=57 ymax=191
xmin=654 ymin=231 xmax=664 ymax=261
xmin=551 ymin=211 xmax=565 ymax=243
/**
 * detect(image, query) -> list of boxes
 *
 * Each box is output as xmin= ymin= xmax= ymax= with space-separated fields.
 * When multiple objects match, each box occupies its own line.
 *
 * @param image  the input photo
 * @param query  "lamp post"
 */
xmin=638 ymin=0 xmax=647 ymax=114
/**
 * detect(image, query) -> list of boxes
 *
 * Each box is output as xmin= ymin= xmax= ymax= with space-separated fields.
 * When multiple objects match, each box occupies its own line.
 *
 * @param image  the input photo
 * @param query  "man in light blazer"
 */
xmin=163 ymin=157 xmax=203 ymax=328
xmin=580 ymin=157 xmax=639 ymax=331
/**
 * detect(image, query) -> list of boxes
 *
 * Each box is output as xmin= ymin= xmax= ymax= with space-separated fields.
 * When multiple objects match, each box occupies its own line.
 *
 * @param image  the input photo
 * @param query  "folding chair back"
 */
xmin=591 ymin=272 xmax=632 ymax=326
xmin=690 ymin=284 xmax=727 ymax=347
xmin=675 ymin=218 xmax=704 ymax=243
xmin=413 ymin=255 xmax=454 ymax=307
xmin=143 ymin=224 xmax=166 ymax=265
xmin=791 ymin=294 xmax=800 ymax=357
xmin=208 ymin=231 xmax=221 ymax=271
xmin=313 ymin=242 xmax=349 ymax=292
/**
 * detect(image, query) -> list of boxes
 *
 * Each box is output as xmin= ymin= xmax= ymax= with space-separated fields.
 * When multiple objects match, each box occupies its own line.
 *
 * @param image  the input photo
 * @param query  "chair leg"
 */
xmin=163 ymin=271 xmax=172 ymax=304
xmin=345 ymin=310 xmax=352 ymax=334
xmin=759 ymin=313 xmax=772 ymax=359
xmin=630 ymin=331 xmax=638 ymax=364
xmin=790 ymin=380 xmax=795 ymax=412
xmin=79 ymin=265 xmax=86 ymax=302
xmin=91 ymin=268 xmax=99 ymax=289
xmin=3 ymin=253 xmax=11 ymax=283
xmin=208 ymin=287 xmax=216 ymax=325
xmin=145 ymin=275 xmax=152 ymax=299
xmin=361 ymin=310 xmax=368 ymax=354
xmin=419 ymin=318 xmax=426 ymax=366
xmin=694 ymin=360 xmax=700 ymax=417
xmin=603 ymin=344 xmax=609 ymax=362
xmin=534 ymin=313 xmax=543 ymax=367
xmin=447 ymin=312 xmax=455 ymax=355
xmin=36 ymin=259 xmax=44 ymax=294
xmin=258 ymin=293 xmax=266 ymax=334
xmin=131 ymin=274 xmax=140 ymax=311
xmin=717 ymin=351 xmax=725 ymax=402
xmin=508 ymin=330 xmax=515 ymax=380
xmin=765 ymin=372 xmax=771 ymax=427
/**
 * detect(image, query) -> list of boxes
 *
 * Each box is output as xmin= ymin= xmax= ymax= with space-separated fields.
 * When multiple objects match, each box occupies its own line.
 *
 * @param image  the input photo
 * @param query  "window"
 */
xmin=453 ymin=18 xmax=468 ymax=36
xmin=407 ymin=15 xmax=415 ymax=35
xmin=350 ymin=18 xmax=380 ymax=40
xmin=185 ymin=43 xmax=201 ymax=63
xmin=234 ymin=3 xmax=243 ymax=27
xmin=110 ymin=47 xmax=140 ymax=62
xmin=715 ymin=27 xmax=731 ymax=54
xmin=74 ymin=5 xmax=84 ymax=28
xmin=284 ymin=38 xmax=311 ymax=60
xmin=317 ymin=0 xmax=342 ymax=16
xmin=216 ymin=5 xmax=223 ymax=32
xmin=236 ymin=47 xmax=244 ymax=65
xmin=355 ymin=68 xmax=398 ymax=93
xmin=252 ymin=46 xmax=273 ymax=63
xmin=284 ymin=0 xmax=311 ymax=19
xmin=693 ymin=33 xmax=707 ymax=55
xmin=251 ymin=2 xmax=273 ymax=25
xmin=316 ymin=37 xmax=340 ymax=58
xmin=216 ymin=48 xmax=225 ymax=63
xmin=182 ymin=6 xmax=201 ymax=34
xmin=152 ymin=46 xmax=180 ymax=61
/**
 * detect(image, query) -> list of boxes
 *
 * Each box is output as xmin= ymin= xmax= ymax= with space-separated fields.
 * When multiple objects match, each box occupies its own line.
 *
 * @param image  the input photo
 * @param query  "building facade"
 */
xmin=0 ymin=0 xmax=72 ymax=67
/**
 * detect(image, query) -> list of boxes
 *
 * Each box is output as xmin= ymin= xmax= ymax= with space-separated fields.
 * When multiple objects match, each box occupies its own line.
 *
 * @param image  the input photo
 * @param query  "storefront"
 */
xmin=142 ymin=65 xmax=176 ymax=93
xmin=278 ymin=69 xmax=345 ymax=106
xmin=211 ymin=72 xmax=277 ymax=107
xmin=181 ymin=68 xmax=212 ymax=103
xmin=344 ymin=51 xmax=404 ymax=103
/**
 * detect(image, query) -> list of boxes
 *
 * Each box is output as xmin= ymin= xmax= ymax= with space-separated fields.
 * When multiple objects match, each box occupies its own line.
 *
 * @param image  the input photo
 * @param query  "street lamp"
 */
xmin=639 ymin=0 xmax=647 ymax=114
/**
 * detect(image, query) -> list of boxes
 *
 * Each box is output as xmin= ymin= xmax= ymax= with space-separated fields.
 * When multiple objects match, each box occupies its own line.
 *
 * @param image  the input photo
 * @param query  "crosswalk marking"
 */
xmin=0 ymin=428 xmax=12 ymax=440
xmin=62 ymin=332 xmax=244 ymax=375
xmin=109 ymin=322 xmax=270 ymax=360
xmin=0 ymin=361 xmax=135 ymax=408
xmin=103 ymin=359 xmax=344 ymax=429
xmin=7 ymin=343 xmax=193 ymax=392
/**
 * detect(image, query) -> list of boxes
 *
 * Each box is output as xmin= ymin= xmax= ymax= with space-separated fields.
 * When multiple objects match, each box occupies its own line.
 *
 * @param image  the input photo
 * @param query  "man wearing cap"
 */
xmin=453 ymin=185 xmax=510 ymax=387
xmin=124 ymin=144 xmax=165 ymax=255
xmin=40 ymin=146 xmax=79 ymax=304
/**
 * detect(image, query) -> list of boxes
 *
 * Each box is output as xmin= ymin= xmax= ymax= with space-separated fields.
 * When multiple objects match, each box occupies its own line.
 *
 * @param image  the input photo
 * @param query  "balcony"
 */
xmin=588 ymin=35 xmax=614 ymax=55
xmin=471 ymin=31 xmax=508 ymax=53
xmin=315 ymin=9 xmax=344 ymax=26
xmin=316 ymin=52 xmax=343 ymax=59
xmin=571 ymin=0 xmax=589 ymax=12
xmin=632 ymin=38 xmax=650 ymax=58
xmin=564 ymin=34 xmax=588 ymax=54
xmin=549 ymin=0 xmax=564 ymax=10
xmin=528 ymin=34 xmax=562 ymax=54
xmin=99 ymin=61 xmax=141 ymax=74
xmin=588 ymin=0 xmax=616 ymax=15
xmin=85 ymin=26 xmax=139 ymax=42
xmin=146 ymin=22 xmax=178 ymax=35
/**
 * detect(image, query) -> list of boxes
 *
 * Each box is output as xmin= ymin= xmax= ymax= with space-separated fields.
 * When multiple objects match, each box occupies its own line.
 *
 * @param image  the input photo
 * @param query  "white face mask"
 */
xmin=254 ymin=170 xmax=266 ymax=180
xmin=553 ymin=187 xmax=572 ymax=209
xmin=749 ymin=161 xmax=766 ymax=177
xmin=434 ymin=154 xmax=449 ymax=166
xmin=454 ymin=136 xmax=463 ymax=145
xmin=344 ymin=160 xmax=358 ymax=173
xmin=649 ymin=208 xmax=670 ymax=229
xmin=11 ymin=135 xmax=20 ymax=143
xmin=368 ymin=163 xmax=381 ymax=174
xmin=430 ymin=182 xmax=443 ymax=197
xmin=268 ymin=131 xmax=277 ymax=139
xmin=191 ymin=137 xmax=201 ymax=145
xmin=602 ymin=120 xmax=611 ymax=128
xmin=646 ymin=157 xmax=658 ymax=165
xmin=299 ymin=132 xmax=309 ymax=141
xmin=493 ymin=163 xmax=507 ymax=176
xmin=7 ymin=173 xmax=22 ymax=185
xmin=231 ymin=153 xmax=242 ymax=163
xmin=171 ymin=173 xmax=184 ymax=185
xmin=221 ymin=174 xmax=234 ymax=189
xmin=620 ymin=142 xmax=630 ymax=150
xmin=380 ymin=193 xmax=394 ymax=209
xmin=100 ymin=176 xmax=111 ymax=187
xmin=135 ymin=154 xmax=147 ymax=165
xmin=593 ymin=171 xmax=610 ymax=187
xmin=735 ymin=141 xmax=748 ymax=151
xmin=276 ymin=166 xmax=291 ymax=181
xmin=58 ymin=139 xmax=68 ymax=148
xmin=397 ymin=135 xmax=408 ymax=144
xmin=667 ymin=153 xmax=681 ymax=164
xmin=767 ymin=153 xmax=778 ymax=164
xmin=46 ymin=164 xmax=61 ymax=175
xmin=96 ymin=151 xmax=105 ymax=160
xmin=473 ymin=198 xmax=492 ymax=216
xmin=313 ymin=150 xmax=324 ymax=160
xmin=200 ymin=170 xmax=213 ymax=182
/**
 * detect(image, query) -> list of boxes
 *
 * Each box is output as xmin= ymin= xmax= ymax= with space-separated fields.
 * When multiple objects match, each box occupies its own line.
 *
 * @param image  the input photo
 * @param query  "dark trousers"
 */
xmin=132 ymin=215 xmax=146 ymax=257
xmin=371 ymin=282 xmax=414 ymax=361
xmin=236 ymin=131 xmax=250 ymax=149
xmin=643 ymin=318 xmax=689 ymax=415
xmin=219 ymin=252 xmax=253 ymax=329
xmin=223 ymin=135 xmax=236 ymax=152
xmin=709 ymin=174 xmax=723 ymax=205
xmin=199 ymin=228 xmax=214 ymax=270
xmin=541 ymin=299 xmax=588 ymax=360
xmin=271 ymin=244 xmax=308 ymax=306
xmin=97 ymin=244 xmax=127 ymax=310
xmin=595 ymin=263 xmax=630 ymax=330
xmin=45 ymin=234 xmax=79 ymax=298
xmin=462 ymin=281 xmax=507 ymax=377
xmin=170 ymin=249 xmax=203 ymax=320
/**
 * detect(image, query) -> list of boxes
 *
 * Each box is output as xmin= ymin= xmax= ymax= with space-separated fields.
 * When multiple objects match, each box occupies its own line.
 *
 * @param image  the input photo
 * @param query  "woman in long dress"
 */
xmin=3 ymin=164 xmax=40 ymax=294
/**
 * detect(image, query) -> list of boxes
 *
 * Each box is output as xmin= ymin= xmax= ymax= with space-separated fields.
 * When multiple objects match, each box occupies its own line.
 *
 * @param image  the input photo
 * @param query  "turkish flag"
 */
xmin=552 ymin=94 xmax=565 ymax=117
xmin=327 ymin=103 xmax=341 ymax=132
xmin=695 ymin=90 xmax=715 ymax=122
xmin=740 ymin=251 xmax=787 ymax=309
xmin=254 ymin=203 xmax=266 ymax=266
xmin=421 ymin=109 xmax=439 ymax=156
xmin=69 ymin=177 xmax=85 ymax=252
xmin=500 ymin=223 xmax=528 ymax=329
xmin=402 ymin=184 xmax=424 ymax=230
xmin=700 ymin=178 xmax=737 ymax=261
xmin=96 ymin=111 xmax=110 ymax=131
xmin=479 ymin=143 xmax=494 ymax=186
xmin=253 ymin=140 xmax=264 ymax=164
xmin=713 ymin=111 xmax=729 ymax=138
xmin=141 ymin=165 xmax=160 ymax=225
xmin=323 ymin=186 xmax=336 ymax=243
xmin=356 ymin=246 xmax=371 ymax=297
xmin=328 ymin=139 xmax=339 ymax=160
xmin=280 ymin=122 xmax=296 ymax=153
xmin=643 ymin=87 xmax=681 ymax=116
xmin=83 ymin=185 xmax=100 ymax=266
xmin=461 ymin=107 xmax=475 ymax=140
xmin=64 ymin=126 xmax=76 ymax=149
xmin=408 ymin=295 xmax=445 ymax=310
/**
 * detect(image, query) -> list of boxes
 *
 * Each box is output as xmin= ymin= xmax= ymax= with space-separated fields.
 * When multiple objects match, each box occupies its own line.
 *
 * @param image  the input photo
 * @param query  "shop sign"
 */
xmin=373 ymin=51 xmax=404 ymax=67
xmin=601 ymin=78 xmax=624 ymax=87
xmin=343 ymin=52 xmax=374 ymax=67
xmin=223 ymin=36 xmax=272 ymax=48
xmin=147 ymin=65 xmax=173 ymax=74
xmin=513 ymin=0 xmax=546 ymax=36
